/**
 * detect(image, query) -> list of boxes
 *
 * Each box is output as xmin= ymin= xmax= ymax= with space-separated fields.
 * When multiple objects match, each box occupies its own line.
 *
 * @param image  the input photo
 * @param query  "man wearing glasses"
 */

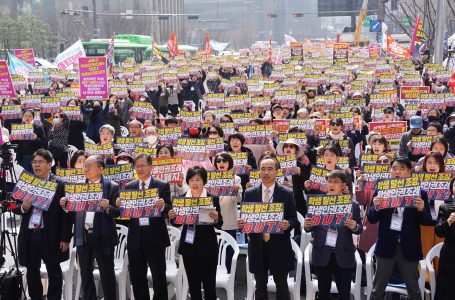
xmin=120 ymin=153 xmax=171 ymax=300
xmin=14 ymin=149 xmax=72 ymax=300
xmin=60 ymin=155 xmax=120 ymax=300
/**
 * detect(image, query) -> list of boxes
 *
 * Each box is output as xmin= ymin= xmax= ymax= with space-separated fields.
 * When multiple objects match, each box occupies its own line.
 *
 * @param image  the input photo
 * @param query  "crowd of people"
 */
xmin=1 ymin=42 xmax=455 ymax=300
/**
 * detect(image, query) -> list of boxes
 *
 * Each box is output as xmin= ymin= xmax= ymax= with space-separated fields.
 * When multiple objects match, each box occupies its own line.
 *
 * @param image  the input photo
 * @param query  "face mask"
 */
xmin=58 ymin=84 xmax=64 ymax=89
xmin=93 ymin=105 xmax=101 ymax=111
xmin=428 ymin=116 xmax=438 ymax=122
xmin=450 ymin=121 xmax=455 ymax=127
xmin=117 ymin=160 xmax=129 ymax=165
xmin=146 ymin=135 xmax=157 ymax=145
xmin=19 ymin=90 xmax=26 ymax=96
xmin=53 ymin=118 xmax=60 ymax=125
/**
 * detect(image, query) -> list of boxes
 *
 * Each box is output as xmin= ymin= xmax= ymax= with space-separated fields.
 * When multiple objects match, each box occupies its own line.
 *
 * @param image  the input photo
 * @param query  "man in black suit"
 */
xmin=368 ymin=157 xmax=434 ymax=300
xmin=14 ymin=149 xmax=72 ymax=300
xmin=60 ymin=155 xmax=120 ymax=300
xmin=121 ymin=153 xmax=171 ymax=300
xmin=238 ymin=155 xmax=299 ymax=300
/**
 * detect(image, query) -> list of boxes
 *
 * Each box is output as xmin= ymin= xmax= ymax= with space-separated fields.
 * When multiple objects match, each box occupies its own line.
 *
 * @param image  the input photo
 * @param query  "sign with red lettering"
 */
xmin=64 ymin=183 xmax=104 ymax=212
xmin=240 ymin=202 xmax=284 ymax=234
xmin=172 ymin=196 xmax=214 ymax=225
xmin=307 ymin=194 xmax=352 ymax=226
xmin=11 ymin=171 xmax=57 ymax=211
xmin=375 ymin=177 xmax=421 ymax=208
xmin=119 ymin=188 xmax=160 ymax=218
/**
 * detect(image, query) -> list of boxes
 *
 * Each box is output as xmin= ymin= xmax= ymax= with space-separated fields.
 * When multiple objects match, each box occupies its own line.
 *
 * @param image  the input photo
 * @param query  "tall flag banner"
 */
xmin=152 ymin=39 xmax=169 ymax=64
xmin=167 ymin=31 xmax=179 ymax=58
xmin=268 ymin=35 xmax=273 ymax=63
xmin=7 ymin=52 xmax=36 ymax=79
xmin=13 ymin=49 xmax=35 ymax=67
xmin=386 ymin=34 xmax=410 ymax=59
xmin=284 ymin=34 xmax=297 ymax=46
xmin=0 ymin=60 xmax=15 ymax=98
xmin=410 ymin=15 xmax=428 ymax=60
xmin=206 ymin=31 xmax=211 ymax=58
xmin=105 ymin=33 xmax=115 ymax=75
xmin=54 ymin=40 xmax=86 ymax=70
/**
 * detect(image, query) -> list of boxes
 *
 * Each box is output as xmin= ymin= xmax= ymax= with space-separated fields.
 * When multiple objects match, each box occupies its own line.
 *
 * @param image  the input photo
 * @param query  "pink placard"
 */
xmin=14 ymin=49 xmax=35 ymax=66
xmin=79 ymin=57 xmax=108 ymax=100
xmin=0 ymin=60 xmax=16 ymax=98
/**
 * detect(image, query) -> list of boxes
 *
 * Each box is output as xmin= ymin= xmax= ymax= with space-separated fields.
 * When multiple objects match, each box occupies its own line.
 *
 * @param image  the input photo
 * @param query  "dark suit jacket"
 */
xmin=244 ymin=183 xmax=299 ymax=275
xmin=72 ymin=176 xmax=120 ymax=251
xmin=124 ymin=177 xmax=171 ymax=251
xmin=367 ymin=189 xmax=435 ymax=261
xmin=14 ymin=174 xmax=72 ymax=267
xmin=175 ymin=192 xmax=223 ymax=257
xmin=307 ymin=201 xmax=363 ymax=269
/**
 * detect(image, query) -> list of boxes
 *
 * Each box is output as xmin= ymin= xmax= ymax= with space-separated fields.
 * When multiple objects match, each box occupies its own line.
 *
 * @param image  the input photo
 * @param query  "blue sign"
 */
xmin=370 ymin=20 xmax=381 ymax=32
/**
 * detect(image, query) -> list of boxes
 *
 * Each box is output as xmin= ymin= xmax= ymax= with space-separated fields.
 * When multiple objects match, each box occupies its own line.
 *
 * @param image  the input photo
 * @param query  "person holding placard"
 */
xmin=14 ymin=149 xmax=72 ymax=300
xmin=367 ymin=157 xmax=434 ymax=300
xmin=122 ymin=153 xmax=171 ymax=300
xmin=238 ymin=155 xmax=298 ymax=300
xmin=303 ymin=170 xmax=362 ymax=300
xmin=168 ymin=166 xmax=223 ymax=300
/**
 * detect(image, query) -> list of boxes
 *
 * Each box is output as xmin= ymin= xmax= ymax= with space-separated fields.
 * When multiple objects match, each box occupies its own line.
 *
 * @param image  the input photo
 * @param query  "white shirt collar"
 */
xmin=262 ymin=183 xmax=275 ymax=195
xmin=89 ymin=178 xmax=101 ymax=184
xmin=186 ymin=188 xmax=208 ymax=197
xmin=140 ymin=176 xmax=152 ymax=189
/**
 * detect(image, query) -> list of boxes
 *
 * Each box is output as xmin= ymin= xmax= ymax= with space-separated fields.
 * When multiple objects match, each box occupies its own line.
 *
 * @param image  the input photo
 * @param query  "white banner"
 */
xmin=55 ymin=40 xmax=86 ymax=70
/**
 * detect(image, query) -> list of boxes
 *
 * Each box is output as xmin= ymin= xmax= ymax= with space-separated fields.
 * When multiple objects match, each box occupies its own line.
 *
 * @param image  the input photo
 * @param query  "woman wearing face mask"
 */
xmin=80 ymin=99 xmax=110 ymax=144
xmin=48 ymin=111 xmax=70 ymax=170
xmin=66 ymin=99 xmax=87 ymax=151
xmin=70 ymin=150 xmax=88 ymax=169
xmin=142 ymin=126 xmax=159 ymax=149
xmin=213 ymin=152 xmax=242 ymax=273
xmin=444 ymin=113 xmax=455 ymax=155
xmin=9 ymin=109 xmax=46 ymax=172
xmin=426 ymin=109 xmax=443 ymax=128
xmin=105 ymin=94 xmax=122 ymax=138
xmin=156 ymin=144 xmax=187 ymax=197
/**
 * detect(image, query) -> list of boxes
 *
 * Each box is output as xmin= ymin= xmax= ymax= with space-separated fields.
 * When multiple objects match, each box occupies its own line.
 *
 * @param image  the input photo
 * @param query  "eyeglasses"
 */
xmin=32 ymin=160 xmax=48 ymax=165
xmin=330 ymin=122 xmax=341 ymax=126
xmin=208 ymin=131 xmax=219 ymax=135
xmin=135 ymin=164 xmax=151 ymax=169
xmin=384 ymin=111 xmax=393 ymax=114
xmin=283 ymin=144 xmax=296 ymax=149
xmin=327 ymin=180 xmax=343 ymax=185
xmin=215 ymin=158 xmax=228 ymax=163
xmin=377 ymin=159 xmax=390 ymax=164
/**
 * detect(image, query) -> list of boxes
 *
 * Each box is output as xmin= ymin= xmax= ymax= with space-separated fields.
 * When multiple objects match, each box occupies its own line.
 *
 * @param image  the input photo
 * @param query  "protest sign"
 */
xmin=176 ymin=138 xmax=206 ymax=161
xmin=361 ymin=164 xmax=391 ymax=190
xmin=273 ymin=119 xmax=290 ymax=133
xmin=64 ymin=183 xmax=103 ymax=212
xmin=172 ymin=196 xmax=214 ymax=225
xmin=158 ymin=127 xmax=181 ymax=147
xmin=289 ymin=119 xmax=317 ymax=135
xmin=151 ymin=157 xmax=183 ymax=184
xmin=21 ymin=95 xmax=42 ymax=109
xmin=79 ymin=57 xmax=108 ymax=100
xmin=411 ymin=135 xmax=433 ymax=156
xmin=317 ymin=157 xmax=349 ymax=170
xmin=231 ymin=152 xmax=250 ymax=175
xmin=134 ymin=146 xmax=157 ymax=157
xmin=116 ymin=137 xmax=143 ymax=154
xmin=14 ymin=49 xmax=35 ymax=66
xmin=41 ymin=97 xmax=61 ymax=114
xmin=376 ymin=177 xmax=421 ymax=208
xmin=84 ymin=142 xmax=114 ymax=156
xmin=333 ymin=43 xmax=349 ymax=65
xmin=315 ymin=119 xmax=330 ymax=138
xmin=11 ymin=171 xmax=57 ymax=211
xmin=238 ymin=124 xmax=273 ymax=144
xmin=119 ymin=188 xmax=161 ymax=218
xmin=249 ymin=169 xmax=285 ymax=186
xmin=277 ymin=155 xmax=297 ymax=176
xmin=55 ymin=167 xmax=86 ymax=183
xmin=103 ymin=163 xmax=134 ymax=186
xmin=10 ymin=124 xmax=33 ymax=141
xmin=319 ymin=139 xmax=351 ymax=157
xmin=360 ymin=154 xmax=379 ymax=167
xmin=308 ymin=167 xmax=328 ymax=191
xmin=412 ymin=172 xmax=451 ymax=202
xmin=180 ymin=111 xmax=202 ymax=130
xmin=206 ymin=137 xmax=224 ymax=156
xmin=277 ymin=132 xmax=307 ymax=150
xmin=0 ymin=61 xmax=15 ymax=98
xmin=131 ymin=102 xmax=155 ymax=120
xmin=240 ymin=202 xmax=284 ymax=234
xmin=445 ymin=158 xmax=455 ymax=174
xmin=62 ymin=106 xmax=82 ymax=121
xmin=290 ymin=42 xmax=303 ymax=61
xmin=307 ymin=194 xmax=352 ymax=226
xmin=369 ymin=121 xmax=407 ymax=151
xmin=55 ymin=40 xmax=86 ymax=70
xmin=205 ymin=171 xmax=236 ymax=196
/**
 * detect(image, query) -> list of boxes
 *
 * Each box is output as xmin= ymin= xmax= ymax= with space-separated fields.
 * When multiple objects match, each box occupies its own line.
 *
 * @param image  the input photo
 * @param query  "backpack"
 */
xmin=0 ymin=268 xmax=24 ymax=300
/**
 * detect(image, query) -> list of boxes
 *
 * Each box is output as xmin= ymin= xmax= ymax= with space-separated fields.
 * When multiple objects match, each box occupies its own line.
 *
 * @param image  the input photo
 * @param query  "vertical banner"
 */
xmin=333 ymin=43 xmax=349 ymax=65
xmin=13 ymin=49 xmax=36 ymax=66
xmin=0 ymin=60 xmax=15 ymax=98
xmin=79 ymin=56 xmax=109 ymax=100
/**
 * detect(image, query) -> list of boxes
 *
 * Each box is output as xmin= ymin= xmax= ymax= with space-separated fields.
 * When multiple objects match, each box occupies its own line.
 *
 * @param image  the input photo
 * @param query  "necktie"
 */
xmin=141 ymin=182 xmax=146 ymax=190
xmin=263 ymin=188 xmax=271 ymax=242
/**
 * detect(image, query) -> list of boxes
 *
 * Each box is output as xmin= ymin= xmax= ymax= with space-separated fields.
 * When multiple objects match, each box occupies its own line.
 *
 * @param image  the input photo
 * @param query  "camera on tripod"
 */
xmin=0 ymin=142 xmax=19 ymax=210
xmin=0 ymin=143 xmax=18 ymax=166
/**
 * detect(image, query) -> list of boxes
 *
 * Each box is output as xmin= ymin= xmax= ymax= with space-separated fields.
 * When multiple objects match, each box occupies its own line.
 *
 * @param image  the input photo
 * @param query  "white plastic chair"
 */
xmin=290 ymin=212 xmax=313 ymax=255
xmin=74 ymin=224 xmax=130 ymax=300
xmin=304 ymin=243 xmax=362 ymax=300
xmin=67 ymin=145 xmax=78 ymax=166
xmin=425 ymin=242 xmax=443 ymax=300
xmin=180 ymin=229 xmax=240 ymax=300
xmin=365 ymin=243 xmax=427 ymax=299
xmin=120 ymin=126 xmax=129 ymax=137
xmin=40 ymin=238 xmax=76 ymax=300
xmin=245 ymin=239 xmax=303 ymax=300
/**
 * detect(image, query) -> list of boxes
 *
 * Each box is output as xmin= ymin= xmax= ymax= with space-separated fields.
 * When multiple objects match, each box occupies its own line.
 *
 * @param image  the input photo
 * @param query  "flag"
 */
xmin=210 ymin=40 xmax=229 ymax=52
xmin=268 ymin=35 xmax=273 ymax=63
xmin=152 ymin=40 xmax=169 ymax=64
xmin=105 ymin=33 xmax=115 ymax=75
xmin=205 ymin=31 xmax=211 ymax=58
xmin=167 ymin=31 xmax=179 ymax=58
xmin=284 ymin=34 xmax=297 ymax=46
xmin=410 ymin=15 xmax=428 ymax=60
xmin=7 ymin=52 xmax=36 ymax=78
xmin=54 ymin=40 xmax=86 ymax=70
xmin=386 ymin=34 xmax=410 ymax=59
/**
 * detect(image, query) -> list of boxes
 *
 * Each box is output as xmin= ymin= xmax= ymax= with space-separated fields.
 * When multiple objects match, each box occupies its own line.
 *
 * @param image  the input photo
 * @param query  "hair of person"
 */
xmin=205 ymin=125 xmax=224 ymax=138
xmin=422 ymin=151 xmax=445 ymax=173
xmin=32 ymin=149 xmax=53 ymax=163
xmin=449 ymin=176 xmax=455 ymax=196
xmin=350 ymin=107 xmax=361 ymax=115
xmin=321 ymin=141 xmax=342 ymax=157
xmin=249 ymin=118 xmax=264 ymax=125
xmin=288 ymin=126 xmax=305 ymax=133
xmin=67 ymin=99 xmax=79 ymax=106
xmin=330 ymin=117 xmax=343 ymax=126
xmin=99 ymin=124 xmax=115 ymax=135
xmin=390 ymin=157 xmax=412 ymax=170
xmin=430 ymin=137 xmax=449 ymax=157
xmin=164 ymin=117 xmax=179 ymax=126
xmin=258 ymin=153 xmax=280 ymax=170
xmin=221 ymin=114 xmax=234 ymax=122
xmin=203 ymin=111 xmax=215 ymax=119
xmin=70 ymin=150 xmax=88 ymax=168
xmin=92 ymin=155 xmax=106 ymax=169
xmin=186 ymin=166 xmax=208 ymax=185
xmin=23 ymin=109 xmax=35 ymax=118
xmin=156 ymin=144 xmax=175 ymax=157
xmin=228 ymin=132 xmax=246 ymax=145
xmin=143 ymin=126 xmax=157 ymax=135
xmin=135 ymin=153 xmax=153 ymax=166
xmin=371 ymin=135 xmax=389 ymax=152
xmin=367 ymin=132 xmax=380 ymax=142
xmin=326 ymin=169 xmax=348 ymax=183
xmin=214 ymin=152 xmax=234 ymax=170
xmin=427 ymin=122 xmax=443 ymax=134
xmin=129 ymin=119 xmax=143 ymax=129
